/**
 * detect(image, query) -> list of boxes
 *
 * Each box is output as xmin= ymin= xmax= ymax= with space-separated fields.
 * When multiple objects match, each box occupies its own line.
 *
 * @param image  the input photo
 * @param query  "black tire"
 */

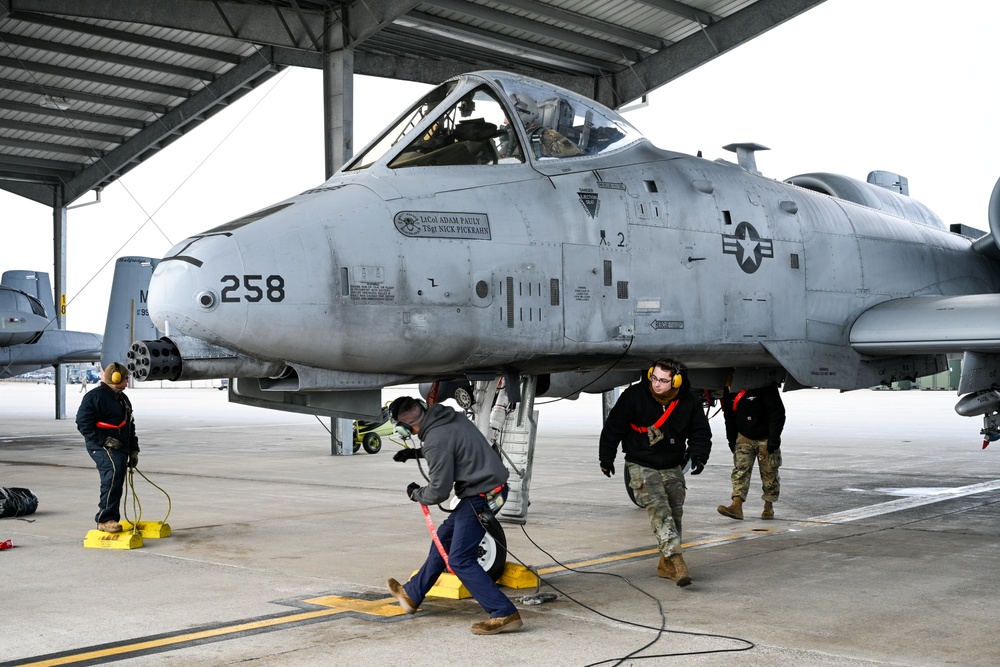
xmin=623 ymin=465 xmax=641 ymax=507
xmin=362 ymin=432 xmax=382 ymax=454
xmin=477 ymin=512 xmax=508 ymax=581
xmin=352 ymin=440 xmax=360 ymax=453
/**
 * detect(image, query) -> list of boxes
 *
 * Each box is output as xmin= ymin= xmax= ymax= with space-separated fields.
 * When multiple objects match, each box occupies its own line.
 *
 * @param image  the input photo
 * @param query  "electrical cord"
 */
xmin=535 ymin=336 xmax=635 ymax=406
xmin=507 ymin=524 xmax=755 ymax=665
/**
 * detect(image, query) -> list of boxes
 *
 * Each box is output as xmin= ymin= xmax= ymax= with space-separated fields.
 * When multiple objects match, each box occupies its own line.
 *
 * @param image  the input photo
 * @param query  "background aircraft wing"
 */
xmin=850 ymin=294 xmax=1000 ymax=355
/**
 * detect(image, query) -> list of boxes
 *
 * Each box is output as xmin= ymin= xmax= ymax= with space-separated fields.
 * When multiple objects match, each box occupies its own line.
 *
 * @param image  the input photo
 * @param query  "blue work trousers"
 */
xmin=88 ymin=446 xmax=128 ymax=524
xmin=404 ymin=492 xmax=516 ymax=618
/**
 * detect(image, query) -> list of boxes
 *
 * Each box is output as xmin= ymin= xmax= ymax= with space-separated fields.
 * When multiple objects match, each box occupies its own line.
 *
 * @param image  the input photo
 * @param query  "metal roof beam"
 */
xmin=424 ymin=0 xmax=640 ymax=62
xmin=10 ymin=11 xmax=243 ymax=64
xmin=60 ymin=48 xmax=280 ymax=202
xmin=0 ymin=55 xmax=192 ymax=98
xmin=599 ymin=0 xmax=826 ymax=107
xmin=0 ymin=32 xmax=218 ymax=81
xmin=489 ymin=0 xmax=668 ymax=51
xmin=633 ymin=0 xmax=718 ymax=25
xmin=0 ymin=77 xmax=172 ymax=115
xmin=343 ymin=0 xmax=420 ymax=48
xmin=0 ymin=135 xmax=107 ymax=158
xmin=0 ymin=151 xmax=79 ymax=171
xmin=0 ymin=117 xmax=123 ymax=143
xmin=402 ymin=12 xmax=609 ymax=74
xmin=11 ymin=0 xmax=328 ymax=52
xmin=0 ymin=98 xmax=148 ymax=130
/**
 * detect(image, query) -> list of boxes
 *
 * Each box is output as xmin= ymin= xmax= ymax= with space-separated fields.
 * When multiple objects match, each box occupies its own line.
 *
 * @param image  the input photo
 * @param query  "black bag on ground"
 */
xmin=0 ymin=487 xmax=39 ymax=518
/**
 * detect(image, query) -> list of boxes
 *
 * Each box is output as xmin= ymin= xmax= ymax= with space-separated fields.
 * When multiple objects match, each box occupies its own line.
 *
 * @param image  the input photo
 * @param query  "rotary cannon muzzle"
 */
xmin=128 ymin=338 xmax=182 ymax=381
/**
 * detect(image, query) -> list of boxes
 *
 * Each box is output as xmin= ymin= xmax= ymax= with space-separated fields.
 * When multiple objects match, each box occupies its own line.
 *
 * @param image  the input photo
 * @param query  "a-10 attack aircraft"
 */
xmin=124 ymin=70 xmax=1000 ymax=520
xmin=0 ymin=270 xmax=102 ymax=378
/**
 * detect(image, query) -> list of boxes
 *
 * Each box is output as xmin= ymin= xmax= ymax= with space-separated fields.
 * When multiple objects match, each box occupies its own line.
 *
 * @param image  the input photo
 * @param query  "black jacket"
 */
xmin=599 ymin=379 xmax=712 ymax=470
xmin=722 ymin=384 xmax=785 ymax=447
xmin=76 ymin=383 xmax=139 ymax=453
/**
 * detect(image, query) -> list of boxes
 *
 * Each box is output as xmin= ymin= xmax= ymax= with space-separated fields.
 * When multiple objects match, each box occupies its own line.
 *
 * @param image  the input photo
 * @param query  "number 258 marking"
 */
xmin=220 ymin=275 xmax=286 ymax=303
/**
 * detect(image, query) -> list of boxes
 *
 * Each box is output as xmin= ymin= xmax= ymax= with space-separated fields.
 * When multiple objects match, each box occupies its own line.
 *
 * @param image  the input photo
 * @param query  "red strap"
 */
xmin=420 ymin=504 xmax=454 ymax=575
xmin=630 ymin=400 xmax=678 ymax=433
xmin=732 ymin=390 xmax=747 ymax=411
xmin=96 ymin=419 xmax=127 ymax=429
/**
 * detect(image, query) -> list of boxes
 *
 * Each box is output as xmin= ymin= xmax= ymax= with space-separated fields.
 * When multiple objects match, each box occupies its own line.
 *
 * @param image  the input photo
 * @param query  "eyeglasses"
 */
xmin=650 ymin=375 xmax=673 ymax=385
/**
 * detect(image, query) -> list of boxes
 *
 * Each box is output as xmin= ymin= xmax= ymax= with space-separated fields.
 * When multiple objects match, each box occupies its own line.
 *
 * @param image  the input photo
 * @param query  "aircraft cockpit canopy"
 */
xmin=345 ymin=72 xmax=644 ymax=171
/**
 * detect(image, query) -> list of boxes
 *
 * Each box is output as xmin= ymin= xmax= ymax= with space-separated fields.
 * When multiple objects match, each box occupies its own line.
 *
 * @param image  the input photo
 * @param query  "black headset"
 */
xmin=389 ymin=397 xmax=427 ymax=438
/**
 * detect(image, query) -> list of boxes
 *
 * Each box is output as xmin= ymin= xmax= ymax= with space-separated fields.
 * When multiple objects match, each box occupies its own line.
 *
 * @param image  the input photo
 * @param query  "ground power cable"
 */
xmin=507 ymin=524 xmax=755 ymax=665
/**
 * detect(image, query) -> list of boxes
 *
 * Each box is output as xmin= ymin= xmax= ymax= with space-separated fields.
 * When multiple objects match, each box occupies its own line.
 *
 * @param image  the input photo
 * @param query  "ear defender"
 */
xmin=648 ymin=365 xmax=682 ymax=388
xmin=105 ymin=363 xmax=126 ymax=384
xmin=111 ymin=370 xmax=122 ymax=384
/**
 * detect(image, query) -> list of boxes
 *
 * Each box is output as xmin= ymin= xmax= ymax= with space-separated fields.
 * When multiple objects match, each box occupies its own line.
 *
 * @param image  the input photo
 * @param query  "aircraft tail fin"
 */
xmin=1 ymin=270 xmax=55 ymax=321
xmin=102 ymin=257 xmax=160 ymax=368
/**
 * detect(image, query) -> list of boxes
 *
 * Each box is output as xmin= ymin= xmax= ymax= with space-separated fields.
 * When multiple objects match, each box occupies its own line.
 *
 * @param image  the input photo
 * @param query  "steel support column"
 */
xmin=53 ymin=186 xmax=67 ymax=419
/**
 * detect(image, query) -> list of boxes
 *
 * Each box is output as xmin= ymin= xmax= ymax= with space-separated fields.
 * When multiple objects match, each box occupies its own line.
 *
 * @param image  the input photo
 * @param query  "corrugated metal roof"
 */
xmin=0 ymin=0 xmax=826 ymax=206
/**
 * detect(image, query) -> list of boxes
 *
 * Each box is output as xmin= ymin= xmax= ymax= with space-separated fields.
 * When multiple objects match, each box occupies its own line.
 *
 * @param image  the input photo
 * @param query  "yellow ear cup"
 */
xmin=672 ymin=373 xmax=682 ymax=388
xmin=647 ymin=366 xmax=654 ymax=381
xmin=111 ymin=370 xmax=122 ymax=384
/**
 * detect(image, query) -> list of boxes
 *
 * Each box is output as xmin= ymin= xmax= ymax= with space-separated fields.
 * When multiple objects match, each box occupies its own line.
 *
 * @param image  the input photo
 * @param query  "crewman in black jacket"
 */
xmin=717 ymin=380 xmax=786 ymax=520
xmin=599 ymin=360 xmax=712 ymax=586
xmin=76 ymin=362 xmax=139 ymax=533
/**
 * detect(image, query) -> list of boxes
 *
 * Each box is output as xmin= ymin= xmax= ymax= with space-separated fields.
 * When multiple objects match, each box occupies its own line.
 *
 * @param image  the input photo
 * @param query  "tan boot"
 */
xmin=667 ymin=554 xmax=691 ymax=587
xmin=717 ymin=496 xmax=744 ymax=520
xmin=761 ymin=501 xmax=774 ymax=520
xmin=657 ymin=554 xmax=675 ymax=579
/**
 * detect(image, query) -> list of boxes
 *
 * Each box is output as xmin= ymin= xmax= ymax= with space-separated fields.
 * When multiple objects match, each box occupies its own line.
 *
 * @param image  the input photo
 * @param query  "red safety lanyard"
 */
xmin=630 ymin=400 xmax=678 ymax=433
xmin=420 ymin=504 xmax=455 ymax=575
xmin=732 ymin=390 xmax=747 ymax=411
xmin=96 ymin=419 xmax=127 ymax=429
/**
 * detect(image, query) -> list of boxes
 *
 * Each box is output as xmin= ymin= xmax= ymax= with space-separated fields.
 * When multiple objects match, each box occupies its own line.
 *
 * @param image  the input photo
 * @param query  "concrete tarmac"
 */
xmin=1 ymin=381 xmax=998 ymax=666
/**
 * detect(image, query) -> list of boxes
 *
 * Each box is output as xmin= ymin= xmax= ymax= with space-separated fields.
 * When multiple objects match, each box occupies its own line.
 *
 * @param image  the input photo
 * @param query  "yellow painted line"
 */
xmin=9 ymin=596 xmax=406 ymax=667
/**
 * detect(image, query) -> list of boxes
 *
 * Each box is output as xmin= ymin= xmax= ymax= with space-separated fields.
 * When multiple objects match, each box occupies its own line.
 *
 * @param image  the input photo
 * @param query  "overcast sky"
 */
xmin=4 ymin=0 xmax=999 ymax=336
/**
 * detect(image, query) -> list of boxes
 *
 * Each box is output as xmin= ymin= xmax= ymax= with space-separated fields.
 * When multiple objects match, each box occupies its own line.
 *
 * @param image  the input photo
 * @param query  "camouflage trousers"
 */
xmin=625 ymin=462 xmax=686 ymax=557
xmin=730 ymin=434 xmax=782 ymax=502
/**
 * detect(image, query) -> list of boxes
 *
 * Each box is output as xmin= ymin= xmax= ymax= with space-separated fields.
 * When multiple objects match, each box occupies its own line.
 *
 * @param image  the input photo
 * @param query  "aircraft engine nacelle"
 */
xmin=128 ymin=335 xmax=286 ymax=382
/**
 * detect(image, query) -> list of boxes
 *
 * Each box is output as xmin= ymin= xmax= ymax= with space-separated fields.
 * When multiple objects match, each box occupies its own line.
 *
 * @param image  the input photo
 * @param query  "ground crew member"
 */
xmin=717 ymin=380 xmax=786 ymax=520
xmin=599 ymin=360 xmax=712 ymax=586
xmin=386 ymin=396 xmax=523 ymax=635
xmin=76 ymin=362 xmax=139 ymax=533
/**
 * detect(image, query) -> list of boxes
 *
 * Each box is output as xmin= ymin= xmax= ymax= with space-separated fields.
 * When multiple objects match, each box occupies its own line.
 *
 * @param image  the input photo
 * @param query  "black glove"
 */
xmin=393 ymin=448 xmax=420 ymax=463
xmin=728 ymin=441 xmax=736 ymax=453
xmin=406 ymin=482 xmax=421 ymax=501
xmin=600 ymin=462 xmax=615 ymax=477
xmin=128 ymin=451 xmax=139 ymax=469
xmin=689 ymin=456 xmax=706 ymax=475
xmin=767 ymin=441 xmax=780 ymax=453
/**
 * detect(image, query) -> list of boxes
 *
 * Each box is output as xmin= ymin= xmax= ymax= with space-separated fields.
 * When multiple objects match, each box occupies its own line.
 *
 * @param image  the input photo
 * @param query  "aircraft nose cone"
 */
xmin=148 ymin=235 xmax=243 ymax=339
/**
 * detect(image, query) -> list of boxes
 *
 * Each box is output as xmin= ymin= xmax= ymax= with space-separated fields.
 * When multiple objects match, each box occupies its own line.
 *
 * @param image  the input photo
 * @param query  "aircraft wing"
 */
xmin=850 ymin=294 xmax=1000 ymax=355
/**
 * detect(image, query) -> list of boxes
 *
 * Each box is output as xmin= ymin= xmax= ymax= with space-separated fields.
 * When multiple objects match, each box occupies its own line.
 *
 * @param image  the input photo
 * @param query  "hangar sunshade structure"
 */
xmin=0 ymin=0 xmax=825 ymax=415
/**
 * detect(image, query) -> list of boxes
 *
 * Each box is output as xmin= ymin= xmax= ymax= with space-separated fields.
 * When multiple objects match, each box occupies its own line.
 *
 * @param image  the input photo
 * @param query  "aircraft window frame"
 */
xmin=344 ymin=81 xmax=459 ymax=171
xmin=387 ymin=86 xmax=524 ymax=169
xmin=496 ymin=77 xmax=644 ymax=160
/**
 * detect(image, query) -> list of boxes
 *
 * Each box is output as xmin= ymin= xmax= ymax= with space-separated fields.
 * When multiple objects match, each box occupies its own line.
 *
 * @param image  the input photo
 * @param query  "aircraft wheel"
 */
xmin=362 ymin=432 xmax=382 ymax=454
xmin=478 ymin=512 xmax=508 ymax=581
xmin=622 ymin=466 xmax=641 ymax=508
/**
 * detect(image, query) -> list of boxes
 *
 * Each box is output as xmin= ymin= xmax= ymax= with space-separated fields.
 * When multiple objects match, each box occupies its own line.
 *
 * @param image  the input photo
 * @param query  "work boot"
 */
xmin=386 ymin=578 xmax=418 ymax=614
xmin=97 ymin=520 xmax=122 ymax=533
xmin=761 ymin=501 xmax=775 ymax=520
xmin=667 ymin=554 xmax=691 ymax=587
xmin=717 ymin=496 xmax=744 ymax=520
xmin=471 ymin=612 xmax=523 ymax=635
xmin=656 ymin=554 xmax=675 ymax=579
